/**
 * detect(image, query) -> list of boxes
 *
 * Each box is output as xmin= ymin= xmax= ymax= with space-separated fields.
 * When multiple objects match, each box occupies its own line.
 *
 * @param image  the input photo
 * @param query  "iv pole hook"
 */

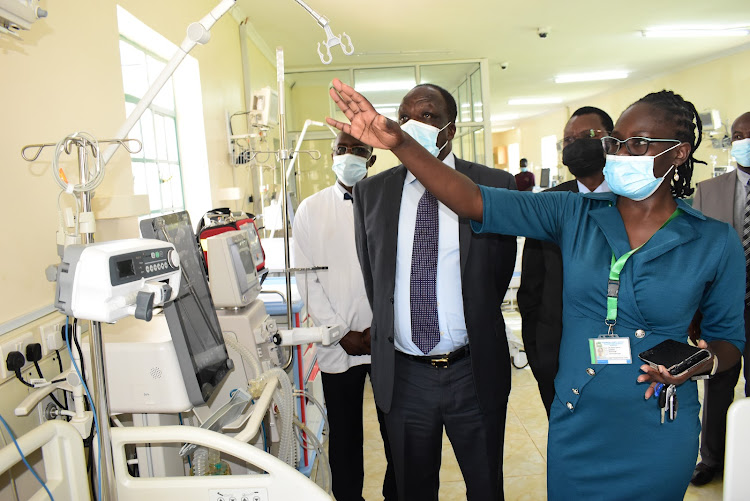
xmin=294 ymin=0 xmax=354 ymax=64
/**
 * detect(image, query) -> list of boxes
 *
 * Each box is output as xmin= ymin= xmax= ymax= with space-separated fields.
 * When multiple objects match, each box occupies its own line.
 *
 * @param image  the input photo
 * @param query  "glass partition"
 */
xmin=286 ymin=60 xmax=490 ymax=205
xmin=353 ymin=67 xmax=417 ymax=122
xmin=471 ymin=69 xmax=483 ymax=122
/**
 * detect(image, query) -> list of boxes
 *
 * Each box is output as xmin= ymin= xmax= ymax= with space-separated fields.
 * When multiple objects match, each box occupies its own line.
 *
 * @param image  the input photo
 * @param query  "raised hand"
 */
xmin=327 ymin=78 xmax=404 ymax=151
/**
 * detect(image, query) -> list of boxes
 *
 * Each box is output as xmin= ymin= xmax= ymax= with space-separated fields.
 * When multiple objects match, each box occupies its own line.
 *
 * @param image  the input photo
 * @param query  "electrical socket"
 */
xmin=0 ymin=331 xmax=34 ymax=380
xmin=39 ymin=320 xmax=64 ymax=355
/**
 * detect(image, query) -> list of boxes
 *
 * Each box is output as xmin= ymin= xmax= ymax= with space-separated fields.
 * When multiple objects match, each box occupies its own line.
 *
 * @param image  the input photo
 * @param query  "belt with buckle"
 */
xmin=396 ymin=345 xmax=470 ymax=368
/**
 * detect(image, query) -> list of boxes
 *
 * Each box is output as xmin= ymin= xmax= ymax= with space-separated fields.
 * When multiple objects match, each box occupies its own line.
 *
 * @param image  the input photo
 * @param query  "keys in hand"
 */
xmin=668 ymin=386 xmax=678 ymax=421
xmin=658 ymin=384 xmax=678 ymax=424
xmin=658 ymin=383 xmax=667 ymax=424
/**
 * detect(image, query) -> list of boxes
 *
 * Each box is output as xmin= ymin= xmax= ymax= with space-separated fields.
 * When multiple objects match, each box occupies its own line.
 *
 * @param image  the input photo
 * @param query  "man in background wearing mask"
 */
xmin=514 ymin=158 xmax=535 ymax=191
xmin=293 ymin=132 xmax=396 ymax=501
xmin=352 ymin=83 xmax=517 ymax=500
xmin=689 ymin=111 xmax=750 ymax=486
xmin=517 ymin=106 xmax=613 ymax=417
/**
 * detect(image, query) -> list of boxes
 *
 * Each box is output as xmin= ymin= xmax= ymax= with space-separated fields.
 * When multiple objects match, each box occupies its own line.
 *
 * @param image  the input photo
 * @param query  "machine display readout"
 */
xmin=109 ymin=247 xmax=176 ymax=286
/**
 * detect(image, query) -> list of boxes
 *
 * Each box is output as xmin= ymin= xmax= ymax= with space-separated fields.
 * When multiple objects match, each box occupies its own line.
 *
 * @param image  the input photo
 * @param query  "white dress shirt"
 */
xmin=576 ymin=179 xmax=609 ymax=194
xmin=293 ymin=183 xmax=372 ymax=373
xmin=394 ymin=152 xmax=468 ymax=355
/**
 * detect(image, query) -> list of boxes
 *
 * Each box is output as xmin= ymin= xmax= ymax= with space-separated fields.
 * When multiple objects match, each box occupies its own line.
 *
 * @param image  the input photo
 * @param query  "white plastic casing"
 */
xmin=60 ymin=239 xmax=181 ymax=323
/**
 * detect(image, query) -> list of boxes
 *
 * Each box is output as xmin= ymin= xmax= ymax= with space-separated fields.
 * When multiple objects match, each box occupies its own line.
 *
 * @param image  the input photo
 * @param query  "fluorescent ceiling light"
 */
xmin=555 ymin=70 xmax=629 ymax=84
xmin=355 ymin=80 xmax=416 ymax=92
xmin=508 ymin=97 xmax=563 ymax=106
xmin=491 ymin=113 xmax=519 ymax=121
xmin=642 ymin=27 xmax=749 ymax=38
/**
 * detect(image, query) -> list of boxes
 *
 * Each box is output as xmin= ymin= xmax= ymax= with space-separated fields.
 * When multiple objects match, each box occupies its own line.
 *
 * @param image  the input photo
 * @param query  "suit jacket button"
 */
xmin=390 ymin=296 xmax=394 ymax=304
xmin=387 ymin=336 xmax=394 ymax=343
xmin=566 ymin=402 xmax=574 ymax=410
xmin=572 ymin=388 xmax=580 ymax=395
xmin=635 ymin=329 xmax=646 ymax=338
xmin=586 ymin=368 xmax=596 ymax=376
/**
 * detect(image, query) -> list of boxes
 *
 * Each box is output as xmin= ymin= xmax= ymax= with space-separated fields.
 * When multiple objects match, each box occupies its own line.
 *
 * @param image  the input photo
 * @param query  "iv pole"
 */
xmin=31 ymin=2 xmax=239 ymax=499
xmin=276 ymin=47 xmax=295 ymax=331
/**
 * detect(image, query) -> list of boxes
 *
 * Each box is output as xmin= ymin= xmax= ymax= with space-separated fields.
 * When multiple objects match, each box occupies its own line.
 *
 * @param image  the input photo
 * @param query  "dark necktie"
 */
xmin=344 ymin=192 xmax=353 ymax=202
xmin=411 ymin=190 xmax=440 ymax=353
xmin=744 ymin=180 xmax=750 ymax=306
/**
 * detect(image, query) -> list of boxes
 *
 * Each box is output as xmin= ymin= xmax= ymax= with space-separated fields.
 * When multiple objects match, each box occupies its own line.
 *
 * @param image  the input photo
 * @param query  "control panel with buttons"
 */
xmin=208 ymin=488 xmax=268 ymax=501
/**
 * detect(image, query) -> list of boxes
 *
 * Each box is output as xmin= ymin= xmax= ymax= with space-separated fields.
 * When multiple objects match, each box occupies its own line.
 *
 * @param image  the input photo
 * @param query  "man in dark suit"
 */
xmin=353 ymin=83 xmax=516 ymax=501
xmin=690 ymin=111 xmax=750 ymax=486
xmin=517 ymin=106 xmax=613 ymax=416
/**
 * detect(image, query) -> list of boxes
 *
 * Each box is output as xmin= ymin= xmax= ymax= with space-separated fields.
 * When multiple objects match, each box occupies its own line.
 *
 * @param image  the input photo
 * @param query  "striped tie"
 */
xmin=744 ymin=181 xmax=750 ymax=306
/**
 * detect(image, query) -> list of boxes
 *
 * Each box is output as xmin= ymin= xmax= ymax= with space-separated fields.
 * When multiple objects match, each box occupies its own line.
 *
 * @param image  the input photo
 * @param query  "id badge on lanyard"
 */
xmin=589 ymin=208 xmax=682 ymax=365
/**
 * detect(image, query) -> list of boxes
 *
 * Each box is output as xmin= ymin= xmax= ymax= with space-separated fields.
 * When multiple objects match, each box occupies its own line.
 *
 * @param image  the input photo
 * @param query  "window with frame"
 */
xmin=118 ymin=36 xmax=184 ymax=214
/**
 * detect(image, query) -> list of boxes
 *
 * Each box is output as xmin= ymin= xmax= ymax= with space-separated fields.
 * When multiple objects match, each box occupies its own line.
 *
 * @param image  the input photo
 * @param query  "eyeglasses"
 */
xmin=600 ymin=136 xmax=681 ymax=156
xmin=556 ymin=129 xmax=606 ymax=152
xmin=334 ymin=145 xmax=373 ymax=159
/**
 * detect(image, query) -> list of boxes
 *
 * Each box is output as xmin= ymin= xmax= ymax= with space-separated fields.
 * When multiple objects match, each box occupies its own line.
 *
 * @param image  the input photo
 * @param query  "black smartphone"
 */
xmin=638 ymin=339 xmax=711 ymax=377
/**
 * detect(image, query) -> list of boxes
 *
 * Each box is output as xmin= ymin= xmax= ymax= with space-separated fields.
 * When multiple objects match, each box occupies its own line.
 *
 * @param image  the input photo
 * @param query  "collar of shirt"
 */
xmin=736 ymin=167 xmax=750 ymax=187
xmin=405 ymin=152 xmax=456 ymax=185
xmin=576 ymin=179 xmax=610 ymax=194
xmin=333 ymin=181 xmax=353 ymax=201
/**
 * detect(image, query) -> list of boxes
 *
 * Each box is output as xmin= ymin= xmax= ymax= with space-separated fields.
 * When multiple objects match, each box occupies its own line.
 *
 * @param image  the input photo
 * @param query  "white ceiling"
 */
xmin=237 ymin=0 xmax=750 ymax=128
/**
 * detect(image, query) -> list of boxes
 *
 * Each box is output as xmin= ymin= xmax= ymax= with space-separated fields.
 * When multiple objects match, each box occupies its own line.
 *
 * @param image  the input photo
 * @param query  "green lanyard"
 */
xmin=605 ymin=208 xmax=682 ymax=333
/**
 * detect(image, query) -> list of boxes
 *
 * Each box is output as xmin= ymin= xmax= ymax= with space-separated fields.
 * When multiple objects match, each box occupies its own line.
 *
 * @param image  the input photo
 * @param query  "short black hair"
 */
xmin=571 ymin=106 xmax=614 ymax=133
xmin=631 ymin=90 xmax=705 ymax=198
xmin=412 ymin=83 xmax=458 ymax=123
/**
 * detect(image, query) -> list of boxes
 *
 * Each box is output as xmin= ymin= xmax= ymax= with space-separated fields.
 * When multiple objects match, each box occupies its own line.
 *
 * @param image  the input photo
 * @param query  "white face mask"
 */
xmin=400 ymin=120 xmax=451 ymax=157
xmin=602 ymin=143 xmax=681 ymax=201
xmin=731 ymin=138 xmax=750 ymax=167
xmin=331 ymin=154 xmax=368 ymax=187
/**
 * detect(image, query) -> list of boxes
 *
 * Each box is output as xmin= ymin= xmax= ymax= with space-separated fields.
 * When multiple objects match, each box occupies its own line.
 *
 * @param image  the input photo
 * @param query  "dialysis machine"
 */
xmin=14 ymin=210 xmax=336 ymax=500
xmin=4 ymin=0 xmax=360 ymax=496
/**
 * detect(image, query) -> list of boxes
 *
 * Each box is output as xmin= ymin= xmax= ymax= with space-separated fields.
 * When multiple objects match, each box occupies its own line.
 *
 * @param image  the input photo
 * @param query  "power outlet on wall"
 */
xmin=0 ymin=331 xmax=34 ymax=381
xmin=39 ymin=320 xmax=64 ymax=356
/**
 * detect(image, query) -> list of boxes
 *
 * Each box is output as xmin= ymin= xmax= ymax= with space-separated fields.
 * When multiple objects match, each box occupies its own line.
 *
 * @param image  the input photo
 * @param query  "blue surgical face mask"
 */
xmin=400 ymin=119 xmax=451 ymax=157
xmin=520 ymin=167 xmax=528 ymax=172
xmin=603 ymin=143 xmax=681 ymax=201
xmin=332 ymin=154 xmax=368 ymax=187
xmin=731 ymin=138 xmax=750 ymax=167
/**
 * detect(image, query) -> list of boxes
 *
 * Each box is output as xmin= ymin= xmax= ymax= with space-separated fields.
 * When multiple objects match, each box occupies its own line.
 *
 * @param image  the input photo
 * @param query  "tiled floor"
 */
xmin=357 ymin=313 xmax=742 ymax=501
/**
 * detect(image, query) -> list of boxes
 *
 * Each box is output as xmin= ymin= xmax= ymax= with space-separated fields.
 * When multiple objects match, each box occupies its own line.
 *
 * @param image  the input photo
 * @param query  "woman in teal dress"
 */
xmin=326 ymin=80 xmax=746 ymax=499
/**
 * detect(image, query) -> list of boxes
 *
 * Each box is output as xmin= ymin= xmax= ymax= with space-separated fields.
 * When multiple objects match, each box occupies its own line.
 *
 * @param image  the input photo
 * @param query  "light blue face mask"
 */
xmin=400 ymin=119 xmax=451 ymax=157
xmin=603 ymin=143 xmax=680 ymax=201
xmin=332 ymin=154 xmax=368 ymax=187
xmin=731 ymin=138 xmax=750 ymax=167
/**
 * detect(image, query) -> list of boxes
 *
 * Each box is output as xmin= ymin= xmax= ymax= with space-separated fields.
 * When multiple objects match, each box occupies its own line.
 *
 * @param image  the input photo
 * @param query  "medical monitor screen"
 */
xmin=540 ymin=168 xmax=550 ymax=188
xmin=234 ymin=237 xmax=256 ymax=285
xmin=140 ymin=211 xmax=231 ymax=405
xmin=238 ymin=221 xmax=265 ymax=272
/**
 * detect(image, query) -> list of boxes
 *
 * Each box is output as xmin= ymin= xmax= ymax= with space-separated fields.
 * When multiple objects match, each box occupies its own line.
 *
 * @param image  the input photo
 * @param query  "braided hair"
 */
xmin=631 ymin=90 xmax=705 ymax=198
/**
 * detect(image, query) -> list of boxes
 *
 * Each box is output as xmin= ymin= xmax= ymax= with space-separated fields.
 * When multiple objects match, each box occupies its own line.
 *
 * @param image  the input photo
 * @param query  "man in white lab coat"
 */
xmin=293 ymin=132 xmax=395 ymax=501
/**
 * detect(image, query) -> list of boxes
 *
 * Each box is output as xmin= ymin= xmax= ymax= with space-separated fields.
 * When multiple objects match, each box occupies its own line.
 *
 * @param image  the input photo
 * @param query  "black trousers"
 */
xmin=321 ymin=364 xmax=396 ymax=501
xmin=384 ymin=354 xmax=506 ymax=501
xmin=698 ymin=307 xmax=750 ymax=469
